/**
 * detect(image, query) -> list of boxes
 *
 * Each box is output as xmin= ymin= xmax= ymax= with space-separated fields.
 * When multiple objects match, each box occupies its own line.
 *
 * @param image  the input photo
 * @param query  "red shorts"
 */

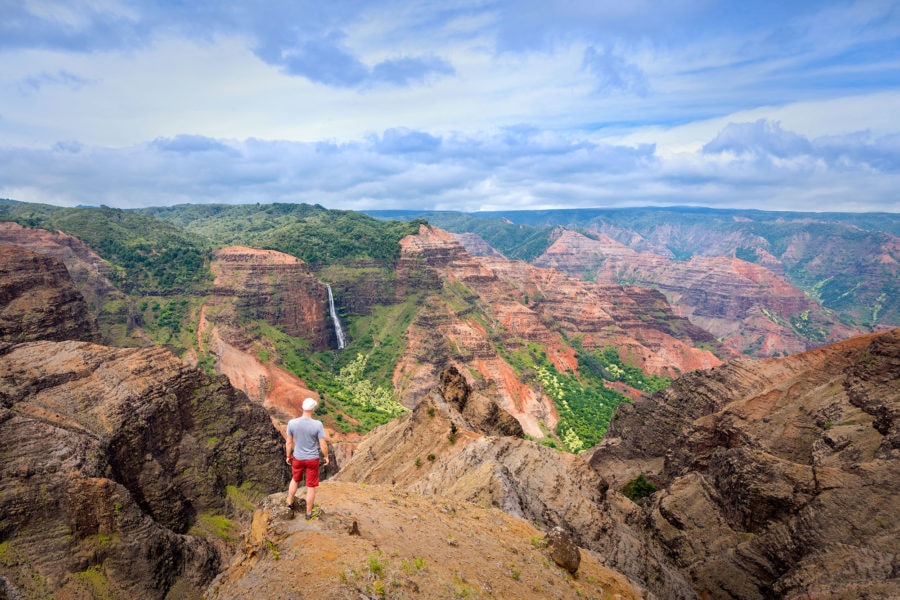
xmin=290 ymin=458 xmax=320 ymax=487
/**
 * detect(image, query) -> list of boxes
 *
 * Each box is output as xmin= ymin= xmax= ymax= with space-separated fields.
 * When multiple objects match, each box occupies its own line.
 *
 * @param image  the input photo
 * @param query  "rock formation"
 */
xmin=0 ymin=248 xmax=288 ymax=598
xmin=590 ymin=328 xmax=900 ymax=599
xmin=196 ymin=246 xmax=331 ymax=427
xmin=0 ymin=244 xmax=101 ymax=343
xmin=210 ymin=246 xmax=330 ymax=348
xmin=208 ymin=482 xmax=645 ymax=600
xmin=534 ymin=229 xmax=861 ymax=357
xmin=393 ymin=225 xmax=720 ymax=436
xmin=0 ymin=222 xmax=129 ymax=344
xmin=336 ymin=366 xmax=698 ymax=599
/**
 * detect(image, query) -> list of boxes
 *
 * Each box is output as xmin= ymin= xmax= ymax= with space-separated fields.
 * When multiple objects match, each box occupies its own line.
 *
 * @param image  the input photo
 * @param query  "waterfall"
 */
xmin=326 ymin=284 xmax=347 ymax=350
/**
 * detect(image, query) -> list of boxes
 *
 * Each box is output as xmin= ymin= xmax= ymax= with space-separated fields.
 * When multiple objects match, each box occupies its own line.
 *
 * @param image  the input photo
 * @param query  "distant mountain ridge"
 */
xmin=366 ymin=206 xmax=900 ymax=334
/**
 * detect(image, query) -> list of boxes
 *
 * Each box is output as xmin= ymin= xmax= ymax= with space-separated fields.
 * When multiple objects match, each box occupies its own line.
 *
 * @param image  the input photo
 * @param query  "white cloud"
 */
xmin=0 ymin=1 xmax=897 ymax=212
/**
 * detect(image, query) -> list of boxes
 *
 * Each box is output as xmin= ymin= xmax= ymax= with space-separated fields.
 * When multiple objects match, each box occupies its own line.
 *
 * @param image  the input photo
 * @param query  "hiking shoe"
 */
xmin=305 ymin=506 xmax=323 ymax=521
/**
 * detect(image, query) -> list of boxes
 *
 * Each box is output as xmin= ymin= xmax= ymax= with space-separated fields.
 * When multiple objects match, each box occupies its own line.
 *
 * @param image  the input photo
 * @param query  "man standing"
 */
xmin=286 ymin=397 xmax=329 ymax=520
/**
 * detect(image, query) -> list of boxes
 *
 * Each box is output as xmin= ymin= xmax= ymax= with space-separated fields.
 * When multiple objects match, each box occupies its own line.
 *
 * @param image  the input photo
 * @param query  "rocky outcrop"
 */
xmin=439 ymin=365 xmax=524 ymax=437
xmin=0 ymin=242 xmax=287 ymax=597
xmin=589 ymin=328 xmax=900 ymax=599
xmin=534 ymin=229 xmax=861 ymax=357
xmin=336 ymin=368 xmax=697 ymax=599
xmin=0 ymin=340 xmax=287 ymax=598
xmin=0 ymin=244 xmax=100 ymax=343
xmin=0 ymin=222 xmax=129 ymax=344
xmin=393 ymin=226 xmax=720 ymax=436
xmin=208 ymin=482 xmax=645 ymax=600
xmin=210 ymin=246 xmax=330 ymax=349
xmin=195 ymin=247 xmax=336 ymax=428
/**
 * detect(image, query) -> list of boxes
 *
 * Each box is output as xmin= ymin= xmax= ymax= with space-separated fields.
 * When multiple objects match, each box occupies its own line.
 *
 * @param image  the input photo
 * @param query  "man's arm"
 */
xmin=285 ymin=433 xmax=294 ymax=463
xmin=319 ymin=436 xmax=329 ymax=465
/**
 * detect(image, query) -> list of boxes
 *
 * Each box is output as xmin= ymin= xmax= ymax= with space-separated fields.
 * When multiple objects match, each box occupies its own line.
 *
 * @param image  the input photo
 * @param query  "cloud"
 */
xmin=582 ymin=45 xmax=648 ymax=95
xmin=2 ymin=121 xmax=896 ymax=213
xmin=0 ymin=1 xmax=898 ymax=214
xmin=371 ymin=128 xmax=442 ymax=155
xmin=150 ymin=134 xmax=238 ymax=155
xmin=370 ymin=56 xmax=455 ymax=87
xmin=1 ymin=1 xmax=456 ymax=89
xmin=703 ymin=118 xmax=900 ymax=173
xmin=703 ymin=120 xmax=813 ymax=158
xmin=18 ymin=70 xmax=94 ymax=95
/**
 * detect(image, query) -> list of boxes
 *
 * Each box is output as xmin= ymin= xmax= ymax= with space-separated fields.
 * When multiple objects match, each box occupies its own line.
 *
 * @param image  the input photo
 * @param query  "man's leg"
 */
xmin=305 ymin=485 xmax=316 ymax=515
xmin=287 ymin=477 xmax=299 ymax=505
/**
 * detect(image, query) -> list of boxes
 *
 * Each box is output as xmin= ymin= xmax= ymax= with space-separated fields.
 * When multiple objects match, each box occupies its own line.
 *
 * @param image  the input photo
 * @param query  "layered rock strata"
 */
xmin=0 ymin=222 xmax=128 ymax=343
xmin=210 ymin=246 xmax=330 ymax=348
xmin=534 ymin=229 xmax=860 ymax=357
xmin=590 ymin=328 xmax=900 ymax=599
xmin=393 ymin=225 xmax=720 ymax=436
xmin=336 ymin=367 xmax=697 ymax=599
xmin=0 ymin=244 xmax=101 ymax=343
xmin=0 ymin=249 xmax=287 ymax=598
xmin=198 ymin=246 xmax=331 ymax=424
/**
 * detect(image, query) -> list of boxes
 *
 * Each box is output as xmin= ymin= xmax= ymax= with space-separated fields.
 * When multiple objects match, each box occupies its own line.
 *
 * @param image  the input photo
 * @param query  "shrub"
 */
xmin=622 ymin=474 xmax=656 ymax=503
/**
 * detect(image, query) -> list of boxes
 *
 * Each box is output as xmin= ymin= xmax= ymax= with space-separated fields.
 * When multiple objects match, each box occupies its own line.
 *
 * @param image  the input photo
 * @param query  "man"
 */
xmin=286 ymin=397 xmax=329 ymax=520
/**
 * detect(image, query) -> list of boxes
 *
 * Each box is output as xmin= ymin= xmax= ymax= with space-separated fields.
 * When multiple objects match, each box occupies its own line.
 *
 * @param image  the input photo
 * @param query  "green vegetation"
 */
xmin=226 ymin=482 xmax=265 ymax=513
xmin=367 ymin=552 xmax=387 ymax=577
xmin=190 ymin=511 xmax=239 ymax=542
xmin=73 ymin=566 xmax=115 ymax=600
xmin=498 ymin=343 xmax=613 ymax=451
xmin=578 ymin=346 xmax=671 ymax=395
xmin=622 ymin=474 xmax=657 ymax=503
xmin=400 ymin=211 xmax=554 ymax=261
xmin=401 ymin=556 xmax=423 ymax=574
xmin=254 ymin=319 xmax=408 ymax=432
xmin=142 ymin=202 xmax=423 ymax=269
xmin=501 ymin=341 xmax=671 ymax=452
xmin=0 ymin=202 xmax=213 ymax=294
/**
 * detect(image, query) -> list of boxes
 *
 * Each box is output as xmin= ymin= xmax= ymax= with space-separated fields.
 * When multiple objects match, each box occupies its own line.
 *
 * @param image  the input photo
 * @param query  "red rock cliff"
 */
xmin=534 ymin=229 xmax=861 ymax=357
xmin=394 ymin=225 xmax=720 ymax=437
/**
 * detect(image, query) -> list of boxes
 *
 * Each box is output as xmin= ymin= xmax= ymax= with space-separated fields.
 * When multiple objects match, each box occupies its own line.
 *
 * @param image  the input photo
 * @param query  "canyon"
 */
xmin=531 ymin=229 xmax=861 ymax=357
xmin=0 ymin=203 xmax=897 ymax=599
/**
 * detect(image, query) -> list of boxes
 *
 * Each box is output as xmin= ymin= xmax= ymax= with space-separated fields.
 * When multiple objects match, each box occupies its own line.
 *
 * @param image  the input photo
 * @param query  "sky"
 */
xmin=1 ymin=0 xmax=899 ymax=213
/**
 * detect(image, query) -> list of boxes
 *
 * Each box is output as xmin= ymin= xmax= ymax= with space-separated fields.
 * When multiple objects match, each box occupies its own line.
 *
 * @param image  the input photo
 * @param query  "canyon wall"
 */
xmin=590 ymin=328 xmax=900 ymax=599
xmin=393 ymin=225 xmax=720 ymax=436
xmin=533 ymin=229 xmax=861 ymax=357
xmin=0 ymin=246 xmax=287 ymax=598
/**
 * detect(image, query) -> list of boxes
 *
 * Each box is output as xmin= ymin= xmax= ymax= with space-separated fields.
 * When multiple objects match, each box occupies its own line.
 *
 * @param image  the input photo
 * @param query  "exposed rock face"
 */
xmin=336 ymin=370 xmax=697 ymax=599
xmin=590 ymin=328 xmax=900 ymax=599
xmin=394 ymin=225 xmax=720 ymax=436
xmin=439 ymin=365 xmax=524 ymax=438
xmin=452 ymin=231 xmax=505 ymax=257
xmin=534 ymin=230 xmax=861 ymax=357
xmin=0 ymin=222 xmax=128 ymax=344
xmin=0 ymin=244 xmax=100 ymax=343
xmin=0 ymin=340 xmax=287 ymax=598
xmin=197 ymin=247 xmax=334 ymax=428
xmin=0 ymin=241 xmax=287 ymax=597
xmin=211 ymin=246 xmax=330 ymax=349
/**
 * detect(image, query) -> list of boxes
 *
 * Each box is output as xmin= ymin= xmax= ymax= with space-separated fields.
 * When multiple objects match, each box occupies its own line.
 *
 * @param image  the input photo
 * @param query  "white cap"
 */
xmin=302 ymin=397 xmax=318 ymax=411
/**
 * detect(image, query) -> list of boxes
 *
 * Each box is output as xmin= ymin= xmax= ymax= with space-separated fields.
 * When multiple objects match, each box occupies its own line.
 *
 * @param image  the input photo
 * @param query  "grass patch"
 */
xmin=190 ymin=511 xmax=239 ymax=542
xmin=73 ymin=566 xmax=115 ymax=600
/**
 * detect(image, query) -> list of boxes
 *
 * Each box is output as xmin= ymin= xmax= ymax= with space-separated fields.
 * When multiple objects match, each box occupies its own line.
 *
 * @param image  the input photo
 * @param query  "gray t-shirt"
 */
xmin=286 ymin=416 xmax=326 ymax=460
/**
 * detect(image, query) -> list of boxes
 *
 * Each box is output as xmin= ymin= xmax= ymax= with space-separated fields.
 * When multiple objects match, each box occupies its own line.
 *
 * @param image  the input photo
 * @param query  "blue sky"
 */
xmin=1 ymin=0 xmax=898 ymax=212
